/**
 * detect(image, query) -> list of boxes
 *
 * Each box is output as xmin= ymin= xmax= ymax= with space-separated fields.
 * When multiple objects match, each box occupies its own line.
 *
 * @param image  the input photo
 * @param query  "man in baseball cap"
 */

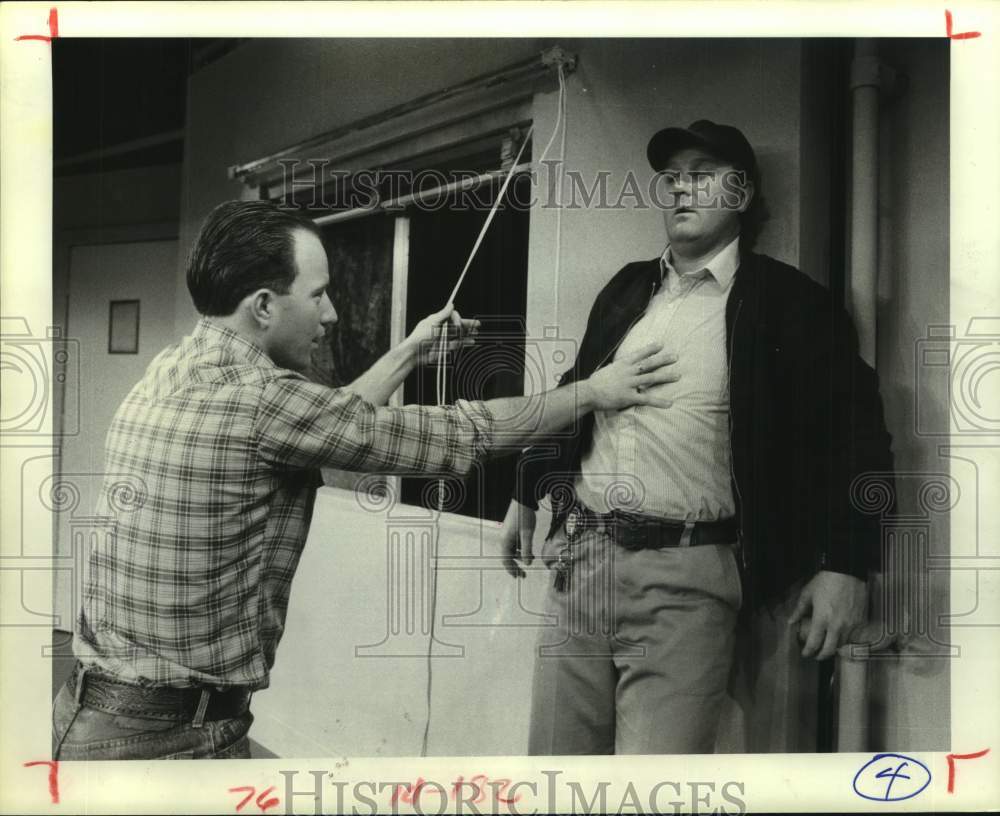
xmin=501 ymin=120 xmax=893 ymax=754
xmin=648 ymin=119 xmax=759 ymax=180
xmin=648 ymin=119 xmax=765 ymax=253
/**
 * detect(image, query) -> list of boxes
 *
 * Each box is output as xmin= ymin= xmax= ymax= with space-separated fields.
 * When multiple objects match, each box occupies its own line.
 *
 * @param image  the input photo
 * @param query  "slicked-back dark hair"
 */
xmin=186 ymin=200 xmax=322 ymax=316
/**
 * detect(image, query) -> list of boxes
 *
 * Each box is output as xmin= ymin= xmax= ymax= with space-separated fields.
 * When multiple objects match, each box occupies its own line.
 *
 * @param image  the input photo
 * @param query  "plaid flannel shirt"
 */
xmin=75 ymin=319 xmax=494 ymax=689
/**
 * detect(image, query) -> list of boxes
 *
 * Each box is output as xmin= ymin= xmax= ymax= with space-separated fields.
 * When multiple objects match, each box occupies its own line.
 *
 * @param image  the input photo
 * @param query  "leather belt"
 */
xmin=566 ymin=503 xmax=738 ymax=550
xmin=67 ymin=662 xmax=252 ymax=726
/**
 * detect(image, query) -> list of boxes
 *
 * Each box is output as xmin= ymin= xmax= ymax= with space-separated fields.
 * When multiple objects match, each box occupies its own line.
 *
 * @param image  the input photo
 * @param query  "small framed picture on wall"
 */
xmin=108 ymin=299 xmax=140 ymax=354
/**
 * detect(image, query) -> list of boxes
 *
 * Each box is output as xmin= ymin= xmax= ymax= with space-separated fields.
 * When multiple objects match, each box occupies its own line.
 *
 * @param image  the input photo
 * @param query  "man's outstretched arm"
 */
xmin=486 ymin=343 xmax=678 ymax=450
xmin=257 ymin=342 xmax=679 ymax=478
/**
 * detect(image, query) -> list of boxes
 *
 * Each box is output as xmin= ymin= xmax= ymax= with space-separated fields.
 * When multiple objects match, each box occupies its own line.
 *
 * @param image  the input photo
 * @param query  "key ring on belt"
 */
xmin=553 ymin=504 xmax=586 ymax=592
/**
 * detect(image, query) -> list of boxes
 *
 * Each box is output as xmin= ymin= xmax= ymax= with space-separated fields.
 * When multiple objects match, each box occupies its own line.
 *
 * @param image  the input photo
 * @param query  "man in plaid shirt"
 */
xmin=52 ymin=200 xmax=679 ymax=760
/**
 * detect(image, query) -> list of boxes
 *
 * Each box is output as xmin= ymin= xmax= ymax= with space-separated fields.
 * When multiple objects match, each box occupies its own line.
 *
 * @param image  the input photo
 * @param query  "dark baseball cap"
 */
xmin=647 ymin=120 xmax=759 ymax=183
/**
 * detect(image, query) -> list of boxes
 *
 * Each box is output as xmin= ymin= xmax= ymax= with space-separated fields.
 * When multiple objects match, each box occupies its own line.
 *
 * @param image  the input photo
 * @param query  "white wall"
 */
xmin=255 ymin=490 xmax=552 ymax=756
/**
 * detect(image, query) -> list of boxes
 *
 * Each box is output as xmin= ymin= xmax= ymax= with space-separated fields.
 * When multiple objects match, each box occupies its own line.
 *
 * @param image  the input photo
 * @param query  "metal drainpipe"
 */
xmin=849 ymin=39 xmax=881 ymax=368
xmin=834 ymin=38 xmax=883 ymax=754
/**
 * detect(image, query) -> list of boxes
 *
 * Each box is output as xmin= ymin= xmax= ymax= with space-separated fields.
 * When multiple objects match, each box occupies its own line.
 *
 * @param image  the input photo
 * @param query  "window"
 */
xmin=300 ymin=141 xmax=532 ymax=522
xmin=309 ymin=214 xmax=396 ymax=493
xmin=401 ymin=170 xmax=530 ymax=522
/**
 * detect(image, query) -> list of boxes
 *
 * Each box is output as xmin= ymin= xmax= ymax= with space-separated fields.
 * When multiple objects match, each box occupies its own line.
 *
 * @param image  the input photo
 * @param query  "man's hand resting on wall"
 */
xmin=789 ymin=570 xmax=868 ymax=660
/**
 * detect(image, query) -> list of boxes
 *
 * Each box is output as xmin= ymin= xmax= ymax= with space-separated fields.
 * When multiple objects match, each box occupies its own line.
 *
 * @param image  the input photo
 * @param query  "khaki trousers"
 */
xmin=528 ymin=526 xmax=742 ymax=755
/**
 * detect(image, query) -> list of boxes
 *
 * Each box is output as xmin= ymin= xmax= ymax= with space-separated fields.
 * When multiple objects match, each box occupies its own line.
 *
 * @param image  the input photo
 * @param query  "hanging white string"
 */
xmin=420 ymin=68 xmax=568 ymax=757
xmin=433 ymin=65 xmax=568 ymax=410
xmin=444 ymin=124 xmax=536 ymax=308
xmin=421 ymin=140 xmax=531 ymax=749
xmin=535 ymin=63 xmax=567 ymax=173
xmin=434 ymin=122 xmax=539 ymax=420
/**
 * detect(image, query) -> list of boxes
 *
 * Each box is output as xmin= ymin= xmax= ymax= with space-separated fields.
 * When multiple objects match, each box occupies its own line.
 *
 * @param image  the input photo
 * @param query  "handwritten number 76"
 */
xmin=229 ymin=786 xmax=279 ymax=813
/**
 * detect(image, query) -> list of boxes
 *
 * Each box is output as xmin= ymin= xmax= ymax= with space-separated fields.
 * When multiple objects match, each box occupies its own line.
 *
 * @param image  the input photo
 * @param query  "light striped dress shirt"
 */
xmin=575 ymin=237 xmax=739 ymax=522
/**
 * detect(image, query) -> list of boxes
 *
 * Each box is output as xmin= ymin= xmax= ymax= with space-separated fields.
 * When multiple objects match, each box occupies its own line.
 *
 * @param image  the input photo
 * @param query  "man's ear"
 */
xmin=247 ymin=289 xmax=275 ymax=328
xmin=737 ymin=179 xmax=755 ymax=214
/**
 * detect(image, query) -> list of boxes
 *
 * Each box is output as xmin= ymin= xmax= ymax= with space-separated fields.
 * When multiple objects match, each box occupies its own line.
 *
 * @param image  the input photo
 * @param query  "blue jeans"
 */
xmin=52 ymin=677 xmax=254 ymax=760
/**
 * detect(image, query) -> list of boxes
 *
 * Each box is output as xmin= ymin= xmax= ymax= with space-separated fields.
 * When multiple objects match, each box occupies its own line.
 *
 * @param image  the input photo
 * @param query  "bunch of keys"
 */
xmin=553 ymin=508 xmax=580 ymax=593
xmin=553 ymin=548 xmax=573 ymax=592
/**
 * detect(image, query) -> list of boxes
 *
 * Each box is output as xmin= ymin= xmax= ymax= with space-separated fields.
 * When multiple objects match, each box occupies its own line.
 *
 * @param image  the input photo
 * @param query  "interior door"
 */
xmin=54 ymin=239 xmax=178 ymax=633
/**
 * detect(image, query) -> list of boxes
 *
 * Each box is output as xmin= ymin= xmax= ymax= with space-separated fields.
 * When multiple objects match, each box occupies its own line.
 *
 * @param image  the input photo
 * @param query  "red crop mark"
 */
xmin=946 ymin=748 xmax=990 ymax=793
xmin=24 ymin=761 xmax=60 ymax=804
xmin=15 ymin=7 xmax=59 ymax=42
xmin=945 ymin=10 xmax=981 ymax=40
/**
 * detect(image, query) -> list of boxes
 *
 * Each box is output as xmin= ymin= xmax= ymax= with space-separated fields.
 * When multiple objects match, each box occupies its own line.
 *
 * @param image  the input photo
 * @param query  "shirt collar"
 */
xmin=659 ymin=235 xmax=741 ymax=289
xmin=192 ymin=317 xmax=277 ymax=368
